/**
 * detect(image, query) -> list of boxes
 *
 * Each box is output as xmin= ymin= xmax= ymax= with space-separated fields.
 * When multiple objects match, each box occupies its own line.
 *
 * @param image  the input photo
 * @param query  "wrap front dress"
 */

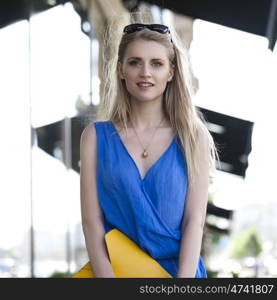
xmin=93 ymin=121 xmax=207 ymax=278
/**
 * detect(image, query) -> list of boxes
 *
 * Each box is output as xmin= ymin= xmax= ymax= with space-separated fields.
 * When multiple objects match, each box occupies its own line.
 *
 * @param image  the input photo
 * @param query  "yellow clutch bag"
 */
xmin=72 ymin=228 xmax=172 ymax=278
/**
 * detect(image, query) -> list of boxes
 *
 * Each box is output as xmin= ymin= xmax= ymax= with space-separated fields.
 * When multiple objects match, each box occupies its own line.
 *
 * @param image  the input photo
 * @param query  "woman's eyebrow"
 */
xmin=127 ymin=57 xmax=165 ymax=61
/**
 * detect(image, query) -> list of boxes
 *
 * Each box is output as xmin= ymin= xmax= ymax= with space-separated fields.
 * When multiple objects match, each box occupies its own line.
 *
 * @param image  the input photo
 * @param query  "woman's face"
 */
xmin=118 ymin=38 xmax=174 ymax=103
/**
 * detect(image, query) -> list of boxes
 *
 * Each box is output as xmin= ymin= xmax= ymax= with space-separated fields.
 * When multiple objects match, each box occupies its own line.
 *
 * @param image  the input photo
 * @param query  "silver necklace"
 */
xmin=130 ymin=117 xmax=165 ymax=159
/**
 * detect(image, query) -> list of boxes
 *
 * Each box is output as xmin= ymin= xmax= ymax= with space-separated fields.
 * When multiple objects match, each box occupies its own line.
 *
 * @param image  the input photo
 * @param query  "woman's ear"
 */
xmin=168 ymin=65 xmax=175 ymax=82
xmin=117 ymin=61 xmax=125 ymax=80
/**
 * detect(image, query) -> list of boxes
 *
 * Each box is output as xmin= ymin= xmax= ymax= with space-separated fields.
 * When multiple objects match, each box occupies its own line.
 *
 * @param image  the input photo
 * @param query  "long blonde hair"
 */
xmin=96 ymin=20 xmax=219 ymax=188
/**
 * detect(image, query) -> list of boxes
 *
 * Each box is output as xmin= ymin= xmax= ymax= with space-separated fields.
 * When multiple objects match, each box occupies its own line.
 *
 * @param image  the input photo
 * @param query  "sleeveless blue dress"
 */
xmin=93 ymin=121 xmax=207 ymax=278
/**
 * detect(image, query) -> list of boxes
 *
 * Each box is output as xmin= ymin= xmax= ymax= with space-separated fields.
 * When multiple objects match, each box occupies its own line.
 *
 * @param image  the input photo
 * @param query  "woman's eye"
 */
xmin=129 ymin=60 xmax=139 ymax=65
xmin=128 ymin=61 xmax=162 ymax=66
xmin=152 ymin=62 xmax=162 ymax=67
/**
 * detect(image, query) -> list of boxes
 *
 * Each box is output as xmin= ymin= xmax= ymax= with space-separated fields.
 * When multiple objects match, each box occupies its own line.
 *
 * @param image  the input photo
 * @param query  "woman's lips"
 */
xmin=136 ymin=82 xmax=155 ymax=90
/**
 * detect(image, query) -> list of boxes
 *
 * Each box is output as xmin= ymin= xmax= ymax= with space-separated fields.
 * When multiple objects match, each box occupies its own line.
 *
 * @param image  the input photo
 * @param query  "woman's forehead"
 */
xmin=124 ymin=39 xmax=169 ymax=58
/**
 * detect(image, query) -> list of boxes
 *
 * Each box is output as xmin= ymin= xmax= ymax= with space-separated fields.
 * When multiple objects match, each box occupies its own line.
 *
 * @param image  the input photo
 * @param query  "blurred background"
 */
xmin=0 ymin=0 xmax=276 ymax=278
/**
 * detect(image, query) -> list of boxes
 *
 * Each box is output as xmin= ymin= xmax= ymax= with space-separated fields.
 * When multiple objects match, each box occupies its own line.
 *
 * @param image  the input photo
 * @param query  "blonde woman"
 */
xmin=80 ymin=22 xmax=219 ymax=278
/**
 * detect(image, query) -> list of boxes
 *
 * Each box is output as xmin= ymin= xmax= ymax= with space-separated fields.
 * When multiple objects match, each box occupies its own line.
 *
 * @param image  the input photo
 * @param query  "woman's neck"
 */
xmin=128 ymin=101 xmax=168 ymax=130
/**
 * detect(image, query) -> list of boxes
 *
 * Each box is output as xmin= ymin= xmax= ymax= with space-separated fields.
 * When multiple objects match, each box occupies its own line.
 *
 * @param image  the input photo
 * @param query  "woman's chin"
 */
xmin=131 ymin=94 xmax=162 ymax=103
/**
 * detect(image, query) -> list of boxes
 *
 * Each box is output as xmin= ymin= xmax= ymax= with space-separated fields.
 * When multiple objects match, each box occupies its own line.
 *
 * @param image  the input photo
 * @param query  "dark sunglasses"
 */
xmin=123 ymin=23 xmax=170 ymax=34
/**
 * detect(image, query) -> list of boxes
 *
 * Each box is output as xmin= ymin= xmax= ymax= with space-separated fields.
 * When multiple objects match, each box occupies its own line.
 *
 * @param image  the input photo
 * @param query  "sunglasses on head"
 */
xmin=123 ymin=23 xmax=171 ymax=34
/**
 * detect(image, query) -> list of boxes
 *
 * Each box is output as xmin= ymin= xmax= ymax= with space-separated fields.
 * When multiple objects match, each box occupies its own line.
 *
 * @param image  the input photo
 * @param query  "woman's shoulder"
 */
xmin=81 ymin=120 xmax=113 ymax=144
xmin=195 ymin=118 xmax=208 ymax=136
xmin=195 ymin=120 xmax=212 ymax=154
xmin=81 ymin=122 xmax=96 ymax=147
xmin=79 ymin=123 xmax=98 ymax=166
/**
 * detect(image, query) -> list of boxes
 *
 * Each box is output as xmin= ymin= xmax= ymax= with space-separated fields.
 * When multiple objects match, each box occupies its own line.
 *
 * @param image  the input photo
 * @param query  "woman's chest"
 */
xmin=118 ymin=128 xmax=176 ymax=180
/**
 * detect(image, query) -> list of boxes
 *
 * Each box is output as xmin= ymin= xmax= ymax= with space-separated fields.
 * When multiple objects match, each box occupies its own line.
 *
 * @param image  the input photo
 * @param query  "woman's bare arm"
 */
xmin=177 ymin=126 xmax=210 ymax=277
xmin=80 ymin=123 xmax=115 ymax=278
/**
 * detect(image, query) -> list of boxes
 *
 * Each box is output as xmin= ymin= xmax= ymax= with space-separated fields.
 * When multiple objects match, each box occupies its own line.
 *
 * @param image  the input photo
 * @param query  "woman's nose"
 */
xmin=139 ymin=64 xmax=151 ymax=77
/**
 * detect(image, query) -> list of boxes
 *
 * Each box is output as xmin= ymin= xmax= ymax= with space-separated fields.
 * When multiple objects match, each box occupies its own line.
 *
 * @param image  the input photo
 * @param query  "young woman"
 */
xmin=80 ymin=22 xmax=218 ymax=278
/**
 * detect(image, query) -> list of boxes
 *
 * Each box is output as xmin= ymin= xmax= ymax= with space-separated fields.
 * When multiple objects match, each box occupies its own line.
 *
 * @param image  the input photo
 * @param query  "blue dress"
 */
xmin=93 ymin=121 xmax=207 ymax=278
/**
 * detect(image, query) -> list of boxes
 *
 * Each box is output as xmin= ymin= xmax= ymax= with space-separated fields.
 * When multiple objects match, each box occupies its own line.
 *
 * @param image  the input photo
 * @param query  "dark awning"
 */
xmin=1 ymin=1 xmax=276 ymax=50
xmin=0 ymin=0 xmax=67 ymax=29
xmin=134 ymin=0 xmax=277 ymax=50
xmin=198 ymin=107 xmax=254 ymax=179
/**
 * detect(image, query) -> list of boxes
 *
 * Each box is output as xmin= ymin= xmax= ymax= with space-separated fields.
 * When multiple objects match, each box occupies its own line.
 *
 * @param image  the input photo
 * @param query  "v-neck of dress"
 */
xmin=109 ymin=121 xmax=177 ymax=181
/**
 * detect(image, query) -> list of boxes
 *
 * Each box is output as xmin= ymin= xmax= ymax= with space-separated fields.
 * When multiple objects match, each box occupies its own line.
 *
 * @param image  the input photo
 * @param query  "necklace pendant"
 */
xmin=142 ymin=150 xmax=148 ymax=158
